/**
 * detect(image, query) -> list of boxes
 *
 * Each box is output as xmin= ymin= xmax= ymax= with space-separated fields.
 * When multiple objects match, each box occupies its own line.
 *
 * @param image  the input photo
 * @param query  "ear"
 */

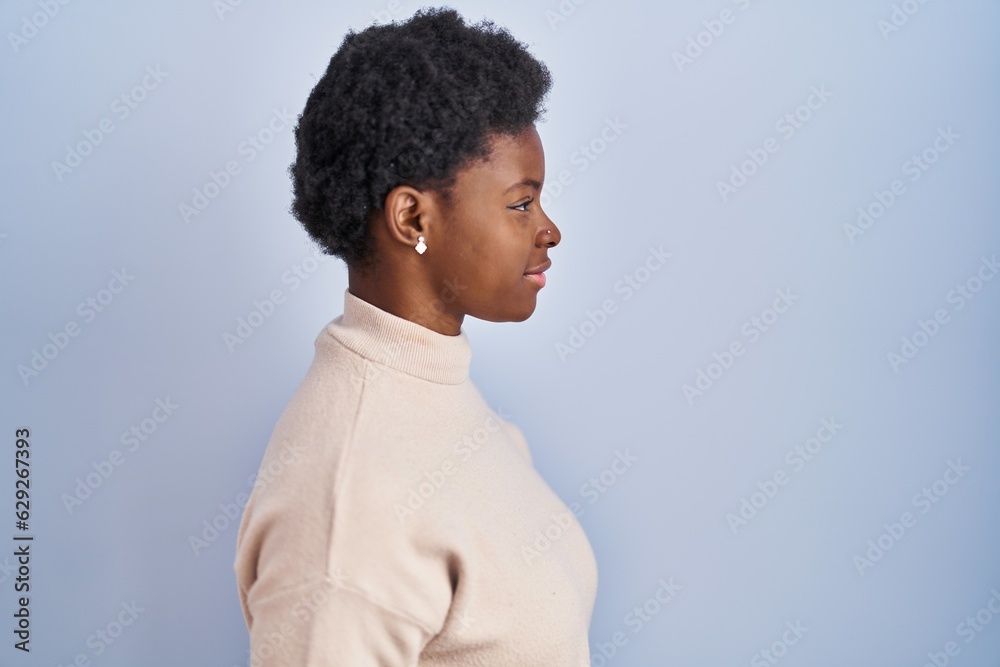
xmin=380 ymin=184 xmax=440 ymax=250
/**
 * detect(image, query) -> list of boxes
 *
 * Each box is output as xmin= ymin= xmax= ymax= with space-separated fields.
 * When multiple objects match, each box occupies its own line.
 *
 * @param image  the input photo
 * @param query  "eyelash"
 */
xmin=509 ymin=198 xmax=533 ymax=212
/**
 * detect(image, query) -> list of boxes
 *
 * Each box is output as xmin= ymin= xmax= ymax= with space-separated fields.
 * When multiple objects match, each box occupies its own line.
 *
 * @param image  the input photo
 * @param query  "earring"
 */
xmin=415 ymin=236 xmax=427 ymax=254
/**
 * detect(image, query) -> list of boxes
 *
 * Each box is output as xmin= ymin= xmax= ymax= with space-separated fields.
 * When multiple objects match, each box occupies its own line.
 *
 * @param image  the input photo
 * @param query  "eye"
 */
xmin=508 ymin=198 xmax=533 ymax=212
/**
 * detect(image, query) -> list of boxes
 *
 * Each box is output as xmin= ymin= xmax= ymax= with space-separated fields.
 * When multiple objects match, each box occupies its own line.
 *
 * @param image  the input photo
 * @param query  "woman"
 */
xmin=233 ymin=7 xmax=598 ymax=665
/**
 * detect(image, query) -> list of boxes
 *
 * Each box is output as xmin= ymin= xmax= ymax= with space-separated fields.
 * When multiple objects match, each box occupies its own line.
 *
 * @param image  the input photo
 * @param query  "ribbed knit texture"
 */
xmin=234 ymin=287 xmax=598 ymax=666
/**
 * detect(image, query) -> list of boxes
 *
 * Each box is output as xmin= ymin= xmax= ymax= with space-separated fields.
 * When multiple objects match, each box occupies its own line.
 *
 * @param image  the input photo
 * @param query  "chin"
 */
xmin=508 ymin=307 xmax=534 ymax=323
xmin=509 ymin=295 xmax=538 ymax=322
xmin=475 ymin=294 xmax=537 ymax=323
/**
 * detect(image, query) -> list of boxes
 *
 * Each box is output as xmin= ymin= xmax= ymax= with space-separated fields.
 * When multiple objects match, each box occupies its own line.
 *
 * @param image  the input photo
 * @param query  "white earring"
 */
xmin=415 ymin=236 xmax=427 ymax=254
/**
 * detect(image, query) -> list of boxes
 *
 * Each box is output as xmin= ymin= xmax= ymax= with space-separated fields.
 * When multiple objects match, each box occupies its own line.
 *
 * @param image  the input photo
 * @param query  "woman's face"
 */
xmin=427 ymin=125 xmax=561 ymax=325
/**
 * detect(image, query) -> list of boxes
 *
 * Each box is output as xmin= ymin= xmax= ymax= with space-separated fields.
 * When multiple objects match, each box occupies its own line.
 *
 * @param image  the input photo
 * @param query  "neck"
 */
xmin=347 ymin=262 xmax=465 ymax=336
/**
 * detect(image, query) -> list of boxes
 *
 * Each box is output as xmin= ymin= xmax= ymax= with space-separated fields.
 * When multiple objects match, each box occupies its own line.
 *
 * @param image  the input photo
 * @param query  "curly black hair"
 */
xmin=288 ymin=6 xmax=553 ymax=272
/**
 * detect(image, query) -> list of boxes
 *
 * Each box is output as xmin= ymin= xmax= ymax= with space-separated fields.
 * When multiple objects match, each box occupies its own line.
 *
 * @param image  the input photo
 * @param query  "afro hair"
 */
xmin=288 ymin=6 xmax=553 ymax=272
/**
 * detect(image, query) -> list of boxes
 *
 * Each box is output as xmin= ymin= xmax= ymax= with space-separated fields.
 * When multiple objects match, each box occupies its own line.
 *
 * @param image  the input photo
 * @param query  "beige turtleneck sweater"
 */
xmin=233 ymin=287 xmax=598 ymax=666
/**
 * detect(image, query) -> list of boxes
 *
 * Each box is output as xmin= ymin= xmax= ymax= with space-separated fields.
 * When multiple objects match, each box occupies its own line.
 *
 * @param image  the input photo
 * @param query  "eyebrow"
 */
xmin=503 ymin=178 xmax=543 ymax=194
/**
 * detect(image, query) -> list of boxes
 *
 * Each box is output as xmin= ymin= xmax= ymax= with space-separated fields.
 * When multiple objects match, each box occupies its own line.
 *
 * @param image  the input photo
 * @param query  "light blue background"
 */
xmin=2 ymin=1 xmax=998 ymax=665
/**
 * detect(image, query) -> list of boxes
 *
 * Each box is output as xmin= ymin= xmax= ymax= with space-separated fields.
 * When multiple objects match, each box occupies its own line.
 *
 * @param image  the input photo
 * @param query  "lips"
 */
xmin=524 ymin=272 xmax=546 ymax=288
xmin=524 ymin=259 xmax=551 ymax=275
xmin=523 ymin=259 xmax=551 ymax=288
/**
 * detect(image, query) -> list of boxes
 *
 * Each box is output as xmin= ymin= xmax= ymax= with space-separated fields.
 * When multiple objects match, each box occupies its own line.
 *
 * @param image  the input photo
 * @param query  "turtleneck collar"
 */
xmin=323 ymin=288 xmax=472 ymax=385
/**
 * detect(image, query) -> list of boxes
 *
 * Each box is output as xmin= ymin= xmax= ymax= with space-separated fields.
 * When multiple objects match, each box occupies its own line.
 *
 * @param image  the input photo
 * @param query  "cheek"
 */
xmin=495 ymin=235 xmax=529 ymax=273
xmin=466 ymin=225 xmax=517 ymax=270
xmin=446 ymin=207 xmax=529 ymax=280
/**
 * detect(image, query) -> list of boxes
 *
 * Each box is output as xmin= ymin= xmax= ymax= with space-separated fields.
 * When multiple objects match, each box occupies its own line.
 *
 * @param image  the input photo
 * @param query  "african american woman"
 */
xmin=233 ymin=8 xmax=598 ymax=665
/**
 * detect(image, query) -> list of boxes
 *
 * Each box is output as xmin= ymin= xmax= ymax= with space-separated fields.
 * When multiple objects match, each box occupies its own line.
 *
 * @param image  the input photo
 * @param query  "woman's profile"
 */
xmin=233 ymin=7 xmax=598 ymax=664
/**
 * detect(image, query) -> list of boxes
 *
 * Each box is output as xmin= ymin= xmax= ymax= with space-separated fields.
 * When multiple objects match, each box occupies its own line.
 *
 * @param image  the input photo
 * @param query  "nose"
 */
xmin=538 ymin=214 xmax=560 ymax=248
